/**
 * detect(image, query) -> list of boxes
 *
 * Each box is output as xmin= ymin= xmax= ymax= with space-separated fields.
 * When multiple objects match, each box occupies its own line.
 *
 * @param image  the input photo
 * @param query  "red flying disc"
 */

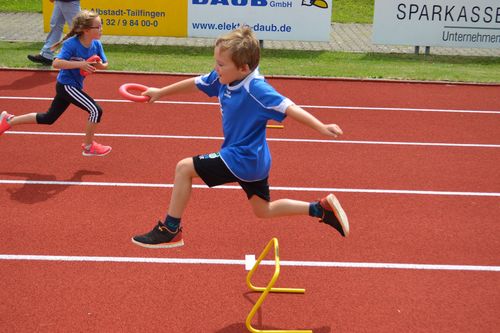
xmin=119 ymin=83 xmax=150 ymax=103
xmin=80 ymin=55 xmax=101 ymax=77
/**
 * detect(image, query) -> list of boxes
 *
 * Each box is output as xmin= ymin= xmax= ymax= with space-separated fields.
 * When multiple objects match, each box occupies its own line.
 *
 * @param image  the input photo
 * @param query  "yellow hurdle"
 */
xmin=266 ymin=124 xmax=284 ymax=129
xmin=245 ymin=237 xmax=312 ymax=333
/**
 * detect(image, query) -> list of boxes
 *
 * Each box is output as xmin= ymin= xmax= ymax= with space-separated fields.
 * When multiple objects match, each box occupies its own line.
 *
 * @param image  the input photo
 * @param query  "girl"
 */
xmin=0 ymin=10 xmax=111 ymax=156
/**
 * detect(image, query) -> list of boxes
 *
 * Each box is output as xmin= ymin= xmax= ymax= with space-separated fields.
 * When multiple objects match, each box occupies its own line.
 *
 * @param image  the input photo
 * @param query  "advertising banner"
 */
xmin=373 ymin=0 xmax=500 ymax=49
xmin=188 ymin=0 xmax=332 ymax=41
xmin=43 ymin=0 xmax=187 ymax=37
xmin=43 ymin=0 xmax=332 ymax=41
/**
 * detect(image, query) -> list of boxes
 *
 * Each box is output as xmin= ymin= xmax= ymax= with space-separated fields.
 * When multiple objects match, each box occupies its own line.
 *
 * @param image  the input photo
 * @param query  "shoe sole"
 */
xmin=131 ymin=238 xmax=184 ymax=249
xmin=326 ymin=194 xmax=350 ymax=237
xmin=82 ymin=147 xmax=112 ymax=157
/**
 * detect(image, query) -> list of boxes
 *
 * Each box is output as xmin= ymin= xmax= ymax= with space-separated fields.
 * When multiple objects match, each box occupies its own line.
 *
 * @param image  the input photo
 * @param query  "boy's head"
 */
xmin=214 ymin=26 xmax=260 ymax=84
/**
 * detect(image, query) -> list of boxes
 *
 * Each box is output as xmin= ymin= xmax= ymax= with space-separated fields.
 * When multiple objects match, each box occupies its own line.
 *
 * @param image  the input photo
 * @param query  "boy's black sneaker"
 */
xmin=319 ymin=194 xmax=350 ymax=237
xmin=27 ymin=54 xmax=53 ymax=65
xmin=132 ymin=221 xmax=184 ymax=248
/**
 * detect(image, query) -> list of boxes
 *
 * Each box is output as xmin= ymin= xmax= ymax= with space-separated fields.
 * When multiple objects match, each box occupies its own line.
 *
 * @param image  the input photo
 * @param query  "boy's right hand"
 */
xmin=323 ymin=123 xmax=343 ymax=138
xmin=142 ymin=87 xmax=162 ymax=103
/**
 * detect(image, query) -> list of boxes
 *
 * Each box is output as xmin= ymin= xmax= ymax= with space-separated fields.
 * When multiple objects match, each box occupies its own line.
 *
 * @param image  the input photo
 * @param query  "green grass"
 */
xmin=2 ymin=41 xmax=499 ymax=83
xmin=0 ymin=0 xmax=40 ymax=13
xmin=332 ymin=0 xmax=374 ymax=24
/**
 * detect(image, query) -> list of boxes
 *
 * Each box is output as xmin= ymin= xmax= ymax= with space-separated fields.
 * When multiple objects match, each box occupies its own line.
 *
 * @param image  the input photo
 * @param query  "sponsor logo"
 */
xmin=199 ymin=152 xmax=220 ymax=159
xmin=192 ymin=0 xmax=268 ymax=6
xmin=396 ymin=4 xmax=500 ymax=23
xmin=192 ymin=0 xmax=329 ymax=9
xmin=302 ymin=0 xmax=328 ymax=9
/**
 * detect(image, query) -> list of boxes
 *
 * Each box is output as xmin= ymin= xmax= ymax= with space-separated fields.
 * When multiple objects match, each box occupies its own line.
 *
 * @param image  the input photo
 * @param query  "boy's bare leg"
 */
xmin=168 ymin=157 xmax=199 ymax=218
xmin=249 ymin=193 xmax=349 ymax=237
xmin=249 ymin=195 xmax=309 ymax=218
xmin=131 ymin=157 xmax=196 ymax=248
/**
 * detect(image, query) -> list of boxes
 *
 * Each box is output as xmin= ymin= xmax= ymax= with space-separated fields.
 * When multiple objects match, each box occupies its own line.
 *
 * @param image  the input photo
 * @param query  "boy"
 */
xmin=132 ymin=26 xmax=349 ymax=248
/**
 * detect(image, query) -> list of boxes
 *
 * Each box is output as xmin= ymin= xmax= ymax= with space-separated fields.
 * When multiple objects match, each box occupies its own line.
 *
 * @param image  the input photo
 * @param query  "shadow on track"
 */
xmin=216 ymin=323 xmax=331 ymax=333
xmin=214 ymin=292 xmax=331 ymax=333
xmin=1 ymin=169 xmax=103 ymax=204
xmin=0 ymin=70 xmax=56 ymax=91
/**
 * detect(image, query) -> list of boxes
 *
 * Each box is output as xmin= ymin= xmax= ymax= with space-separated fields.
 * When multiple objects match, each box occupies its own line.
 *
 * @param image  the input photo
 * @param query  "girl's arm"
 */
xmin=93 ymin=61 xmax=108 ymax=70
xmin=285 ymin=104 xmax=343 ymax=138
xmin=53 ymin=58 xmax=97 ymax=73
xmin=143 ymin=77 xmax=198 ymax=103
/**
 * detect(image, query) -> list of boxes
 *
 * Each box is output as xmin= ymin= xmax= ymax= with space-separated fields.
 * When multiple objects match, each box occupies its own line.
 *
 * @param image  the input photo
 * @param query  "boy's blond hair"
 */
xmin=215 ymin=25 xmax=260 ymax=71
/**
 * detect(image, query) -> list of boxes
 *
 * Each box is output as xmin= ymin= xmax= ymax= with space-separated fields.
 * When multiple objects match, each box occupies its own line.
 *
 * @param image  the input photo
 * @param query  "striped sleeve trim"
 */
xmin=273 ymin=98 xmax=294 ymax=114
xmin=195 ymin=72 xmax=220 ymax=87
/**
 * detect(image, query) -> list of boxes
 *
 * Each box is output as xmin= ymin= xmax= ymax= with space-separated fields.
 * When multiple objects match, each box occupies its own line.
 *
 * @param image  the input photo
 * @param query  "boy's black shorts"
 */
xmin=193 ymin=152 xmax=270 ymax=202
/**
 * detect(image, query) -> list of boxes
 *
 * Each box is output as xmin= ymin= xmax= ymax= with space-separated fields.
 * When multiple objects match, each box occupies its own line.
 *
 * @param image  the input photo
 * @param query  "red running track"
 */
xmin=1 ymin=69 xmax=499 ymax=332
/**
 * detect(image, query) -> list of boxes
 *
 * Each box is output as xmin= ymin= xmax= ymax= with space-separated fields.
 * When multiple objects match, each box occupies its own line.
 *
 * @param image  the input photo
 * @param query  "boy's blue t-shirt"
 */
xmin=195 ymin=68 xmax=293 ymax=182
xmin=55 ymin=36 xmax=107 ymax=89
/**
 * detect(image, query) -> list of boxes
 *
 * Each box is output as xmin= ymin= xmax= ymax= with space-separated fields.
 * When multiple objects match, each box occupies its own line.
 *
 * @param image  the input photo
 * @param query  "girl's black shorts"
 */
xmin=192 ymin=152 xmax=270 ymax=202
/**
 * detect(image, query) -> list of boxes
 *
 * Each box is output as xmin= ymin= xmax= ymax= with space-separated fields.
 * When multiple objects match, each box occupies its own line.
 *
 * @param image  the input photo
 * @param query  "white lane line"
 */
xmin=1 ymin=96 xmax=500 ymax=114
xmin=6 ymin=131 xmax=500 ymax=149
xmin=1 ymin=254 xmax=499 ymax=272
xmin=1 ymin=179 xmax=499 ymax=197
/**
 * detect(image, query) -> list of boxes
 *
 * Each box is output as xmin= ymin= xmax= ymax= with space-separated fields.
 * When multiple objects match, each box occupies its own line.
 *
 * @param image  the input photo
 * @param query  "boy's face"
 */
xmin=214 ymin=45 xmax=250 ymax=85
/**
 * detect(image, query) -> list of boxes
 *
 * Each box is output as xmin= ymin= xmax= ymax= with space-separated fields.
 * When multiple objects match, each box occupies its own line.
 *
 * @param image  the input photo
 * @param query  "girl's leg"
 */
xmin=7 ymin=87 xmax=70 ymax=129
xmin=168 ymin=157 xmax=199 ymax=218
xmin=249 ymin=196 xmax=309 ymax=218
xmin=82 ymin=121 xmax=111 ymax=156
xmin=84 ymin=121 xmax=96 ymax=146
xmin=61 ymin=85 xmax=110 ymax=156
xmin=8 ymin=113 xmax=38 ymax=126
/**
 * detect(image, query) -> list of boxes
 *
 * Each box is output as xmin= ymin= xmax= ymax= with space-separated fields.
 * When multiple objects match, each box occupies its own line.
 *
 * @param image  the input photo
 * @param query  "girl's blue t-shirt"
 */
xmin=55 ymin=36 xmax=107 ymax=89
xmin=195 ymin=68 xmax=292 ymax=182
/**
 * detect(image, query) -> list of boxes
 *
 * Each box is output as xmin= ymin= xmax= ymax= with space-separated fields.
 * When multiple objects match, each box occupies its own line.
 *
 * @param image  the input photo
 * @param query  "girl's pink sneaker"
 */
xmin=82 ymin=141 xmax=112 ymax=156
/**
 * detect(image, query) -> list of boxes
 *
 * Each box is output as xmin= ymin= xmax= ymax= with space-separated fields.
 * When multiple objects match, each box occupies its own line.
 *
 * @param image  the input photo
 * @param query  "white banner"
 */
xmin=188 ymin=0 xmax=332 ymax=41
xmin=373 ymin=0 xmax=500 ymax=48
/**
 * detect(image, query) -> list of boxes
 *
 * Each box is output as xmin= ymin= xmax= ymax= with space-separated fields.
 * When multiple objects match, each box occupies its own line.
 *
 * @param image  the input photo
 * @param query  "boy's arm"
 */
xmin=285 ymin=104 xmax=343 ymax=138
xmin=143 ymin=77 xmax=198 ymax=103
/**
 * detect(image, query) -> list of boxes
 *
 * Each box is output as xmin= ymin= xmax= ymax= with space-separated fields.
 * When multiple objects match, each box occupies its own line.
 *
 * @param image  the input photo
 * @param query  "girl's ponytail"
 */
xmin=50 ymin=10 xmax=99 ymax=51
